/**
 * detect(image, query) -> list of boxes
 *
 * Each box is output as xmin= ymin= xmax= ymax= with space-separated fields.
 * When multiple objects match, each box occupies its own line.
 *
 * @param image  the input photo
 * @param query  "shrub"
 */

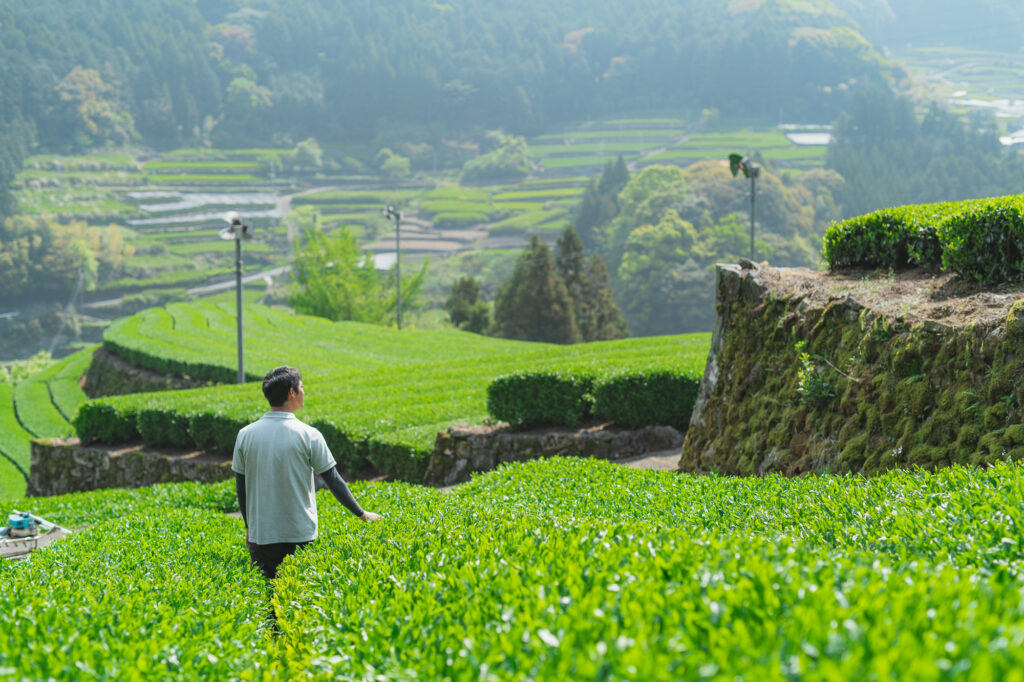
xmin=74 ymin=401 xmax=140 ymax=443
xmin=823 ymin=194 xmax=1024 ymax=282
xmin=592 ymin=370 xmax=700 ymax=428
xmin=487 ymin=372 xmax=594 ymax=427
xmin=938 ymin=199 xmax=1024 ymax=283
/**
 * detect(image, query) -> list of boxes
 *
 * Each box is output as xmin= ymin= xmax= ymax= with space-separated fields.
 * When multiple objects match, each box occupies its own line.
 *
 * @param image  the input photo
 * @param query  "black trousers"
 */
xmin=248 ymin=540 xmax=311 ymax=580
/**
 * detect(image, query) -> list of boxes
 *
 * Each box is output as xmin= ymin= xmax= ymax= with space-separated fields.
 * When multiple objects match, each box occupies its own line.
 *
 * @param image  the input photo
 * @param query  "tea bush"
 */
xmin=3 ymin=459 xmax=1024 ymax=678
xmin=823 ymin=193 xmax=1024 ymax=283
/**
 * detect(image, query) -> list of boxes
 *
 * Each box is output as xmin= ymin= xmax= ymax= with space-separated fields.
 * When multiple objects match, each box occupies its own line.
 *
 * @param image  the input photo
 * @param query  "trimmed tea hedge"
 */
xmin=823 ymin=193 xmax=1024 ymax=283
xmin=487 ymin=367 xmax=701 ymax=429
xmin=592 ymin=370 xmax=699 ymax=429
xmin=486 ymin=372 xmax=594 ymax=427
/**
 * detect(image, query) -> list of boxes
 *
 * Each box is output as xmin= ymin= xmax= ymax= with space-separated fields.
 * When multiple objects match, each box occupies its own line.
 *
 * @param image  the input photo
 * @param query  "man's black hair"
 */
xmin=263 ymin=366 xmax=301 ymax=407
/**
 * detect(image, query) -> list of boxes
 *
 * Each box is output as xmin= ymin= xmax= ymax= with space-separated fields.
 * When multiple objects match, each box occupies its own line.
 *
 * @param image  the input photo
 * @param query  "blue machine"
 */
xmin=2 ymin=511 xmax=39 ymax=539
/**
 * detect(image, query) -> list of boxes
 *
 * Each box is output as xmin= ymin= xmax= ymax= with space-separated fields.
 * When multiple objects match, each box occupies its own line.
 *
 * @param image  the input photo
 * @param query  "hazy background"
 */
xmin=3 ymin=0 xmax=1024 ymax=359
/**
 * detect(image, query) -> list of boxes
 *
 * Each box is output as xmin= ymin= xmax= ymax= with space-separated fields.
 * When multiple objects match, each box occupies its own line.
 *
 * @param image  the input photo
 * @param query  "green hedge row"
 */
xmin=486 ymin=368 xmax=700 ymax=429
xmin=74 ymin=396 xmax=433 ymax=483
xmin=823 ymin=194 xmax=1024 ymax=282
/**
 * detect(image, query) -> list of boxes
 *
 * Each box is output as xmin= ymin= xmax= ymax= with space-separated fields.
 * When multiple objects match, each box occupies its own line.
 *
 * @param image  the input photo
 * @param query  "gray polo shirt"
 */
xmin=231 ymin=411 xmax=336 ymax=545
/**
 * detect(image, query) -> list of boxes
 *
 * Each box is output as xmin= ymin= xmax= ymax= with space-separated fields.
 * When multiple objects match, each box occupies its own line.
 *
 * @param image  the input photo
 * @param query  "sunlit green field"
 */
xmin=2 ymin=457 xmax=1024 ymax=679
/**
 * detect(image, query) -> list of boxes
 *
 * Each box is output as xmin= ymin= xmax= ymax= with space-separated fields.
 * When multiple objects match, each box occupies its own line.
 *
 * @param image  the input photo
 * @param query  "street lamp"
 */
xmin=728 ymin=153 xmax=760 ymax=261
xmin=383 ymin=205 xmax=402 ymax=329
xmin=219 ymin=212 xmax=253 ymax=383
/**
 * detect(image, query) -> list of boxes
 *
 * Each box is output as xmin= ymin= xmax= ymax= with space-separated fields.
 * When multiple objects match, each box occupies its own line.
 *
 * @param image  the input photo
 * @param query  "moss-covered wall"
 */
xmin=681 ymin=264 xmax=1024 ymax=476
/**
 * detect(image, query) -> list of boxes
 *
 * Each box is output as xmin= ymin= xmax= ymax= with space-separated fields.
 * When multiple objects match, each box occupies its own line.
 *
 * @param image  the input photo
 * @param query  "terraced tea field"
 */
xmin=0 ymin=347 xmax=96 ymax=496
xmin=2 ymin=457 xmax=1023 ymax=678
xmin=75 ymin=299 xmax=709 ymax=481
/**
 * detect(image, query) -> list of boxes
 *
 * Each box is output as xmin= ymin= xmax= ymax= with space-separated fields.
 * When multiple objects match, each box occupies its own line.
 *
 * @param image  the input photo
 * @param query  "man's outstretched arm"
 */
xmin=319 ymin=466 xmax=379 ymax=521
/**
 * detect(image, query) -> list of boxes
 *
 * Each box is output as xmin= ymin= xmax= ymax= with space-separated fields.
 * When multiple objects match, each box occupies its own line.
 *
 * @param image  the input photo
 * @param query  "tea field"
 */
xmin=0 ymin=347 xmax=96 ymax=497
xmin=2 ymin=457 xmax=1024 ymax=679
xmin=75 ymin=299 xmax=710 ymax=482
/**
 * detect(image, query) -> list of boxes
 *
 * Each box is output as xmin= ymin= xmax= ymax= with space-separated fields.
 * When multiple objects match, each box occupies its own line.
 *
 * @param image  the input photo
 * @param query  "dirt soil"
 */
xmin=752 ymin=263 xmax=1024 ymax=329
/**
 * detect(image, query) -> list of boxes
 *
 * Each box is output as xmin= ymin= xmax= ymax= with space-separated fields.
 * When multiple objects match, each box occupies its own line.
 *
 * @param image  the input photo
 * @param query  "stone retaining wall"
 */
xmin=424 ymin=422 xmax=683 ymax=486
xmin=681 ymin=262 xmax=1024 ymax=476
xmin=28 ymin=438 xmax=232 ymax=497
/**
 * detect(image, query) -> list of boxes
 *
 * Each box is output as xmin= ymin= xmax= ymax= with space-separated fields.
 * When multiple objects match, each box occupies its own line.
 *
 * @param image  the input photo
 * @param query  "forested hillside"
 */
xmin=0 ymin=0 xmax=892 ymax=220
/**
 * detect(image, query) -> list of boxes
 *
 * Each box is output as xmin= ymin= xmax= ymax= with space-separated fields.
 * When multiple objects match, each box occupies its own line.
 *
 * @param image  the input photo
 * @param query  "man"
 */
xmin=232 ymin=365 xmax=379 ymax=580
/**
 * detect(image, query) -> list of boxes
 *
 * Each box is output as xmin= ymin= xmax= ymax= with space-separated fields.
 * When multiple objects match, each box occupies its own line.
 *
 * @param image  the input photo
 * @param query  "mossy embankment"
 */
xmin=681 ymin=262 xmax=1024 ymax=476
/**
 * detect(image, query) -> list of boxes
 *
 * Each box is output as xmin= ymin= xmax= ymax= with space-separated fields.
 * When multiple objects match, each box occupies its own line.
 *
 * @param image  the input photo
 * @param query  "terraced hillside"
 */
xmin=74 ymin=299 xmax=709 ymax=482
xmin=0 ymin=347 xmax=96 ymax=497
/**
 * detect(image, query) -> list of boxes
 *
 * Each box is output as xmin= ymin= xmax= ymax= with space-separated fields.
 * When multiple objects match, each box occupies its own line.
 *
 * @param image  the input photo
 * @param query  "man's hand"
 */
xmin=360 ymin=511 xmax=380 ymax=522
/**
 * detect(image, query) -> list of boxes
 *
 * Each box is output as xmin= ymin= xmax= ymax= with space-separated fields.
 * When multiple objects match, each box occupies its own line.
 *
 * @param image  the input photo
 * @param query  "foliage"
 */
xmin=823 ymin=193 xmax=1024 ymax=283
xmin=592 ymin=370 xmax=700 ymax=429
xmin=374 ymin=147 xmax=411 ymax=179
xmin=555 ymin=226 xmax=627 ymax=342
xmin=615 ymin=210 xmax=707 ymax=336
xmin=492 ymin=236 xmax=579 ymax=344
xmin=574 ymin=156 xmax=630 ymax=247
xmin=460 ymin=134 xmax=533 ymax=182
xmin=444 ymin=276 xmax=491 ymax=333
xmin=0 ymin=347 xmax=96 ymax=496
xmin=0 ymin=350 xmax=55 ymax=385
xmin=1 ymin=459 xmax=1024 ymax=676
xmin=602 ymin=162 xmax=827 ymax=335
xmin=488 ymin=366 xmax=700 ymax=429
xmin=0 ymin=383 xmax=32 ymax=496
xmin=54 ymin=66 xmax=138 ymax=148
xmin=487 ymin=372 xmax=594 ymax=427
xmin=288 ymin=211 xmax=427 ymax=324
xmin=795 ymin=341 xmax=837 ymax=408
xmin=826 ymin=91 xmax=1024 ymax=219
xmin=271 ymin=457 xmax=1024 ymax=679
xmin=0 ymin=509 xmax=272 ymax=678
xmin=0 ymin=215 xmax=133 ymax=303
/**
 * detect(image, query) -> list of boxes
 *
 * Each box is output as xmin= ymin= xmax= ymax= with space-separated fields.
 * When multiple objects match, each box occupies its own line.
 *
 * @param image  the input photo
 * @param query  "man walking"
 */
xmin=233 ymin=365 xmax=379 ymax=580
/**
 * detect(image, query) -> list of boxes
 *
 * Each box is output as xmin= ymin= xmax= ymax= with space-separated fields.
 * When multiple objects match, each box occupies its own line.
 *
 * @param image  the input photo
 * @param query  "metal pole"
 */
xmin=235 ymin=237 xmax=244 ymax=383
xmin=395 ymin=212 xmax=402 ymax=330
xmin=749 ymin=173 xmax=756 ymax=261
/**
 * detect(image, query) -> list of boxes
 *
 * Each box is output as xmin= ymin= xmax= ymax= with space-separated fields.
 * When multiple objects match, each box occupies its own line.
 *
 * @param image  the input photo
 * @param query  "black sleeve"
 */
xmin=235 ymin=473 xmax=248 ymax=527
xmin=319 ymin=465 xmax=365 ymax=518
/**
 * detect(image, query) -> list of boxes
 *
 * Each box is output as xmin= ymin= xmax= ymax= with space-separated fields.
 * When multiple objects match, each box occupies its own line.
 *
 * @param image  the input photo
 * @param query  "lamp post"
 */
xmin=728 ymin=153 xmax=760 ymax=261
xmin=383 ymin=205 xmax=402 ymax=329
xmin=219 ymin=212 xmax=253 ymax=383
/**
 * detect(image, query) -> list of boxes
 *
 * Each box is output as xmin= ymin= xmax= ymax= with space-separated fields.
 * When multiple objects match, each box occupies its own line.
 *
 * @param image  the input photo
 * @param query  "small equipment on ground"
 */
xmin=0 ymin=510 xmax=72 ymax=559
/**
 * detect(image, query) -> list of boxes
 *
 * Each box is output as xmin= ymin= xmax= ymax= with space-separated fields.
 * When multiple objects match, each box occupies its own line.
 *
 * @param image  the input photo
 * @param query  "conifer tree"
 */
xmin=583 ymin=254 xmax=629 ymax=340
xmin=555 ymin=226 xmax=627 ymax=341
xmin=445 ymin=276 xmax=491 ymax=334
xmin=574 ymin=155 xmax=630 ymax=248
xmin=492 ymin=236 xmax=579 ymax=343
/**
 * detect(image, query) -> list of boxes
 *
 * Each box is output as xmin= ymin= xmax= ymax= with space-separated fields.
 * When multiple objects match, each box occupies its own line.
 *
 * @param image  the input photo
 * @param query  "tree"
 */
xmin=555 ymin=226 xmax=626 ymax=341
xmin=575 ymin=155 xmax=630 ymax=247
xmin=54 ymin=66 xmax=137 ymax=148
xmin=615 ymin=211 xmax=704 ymax=336
xmin=444 ymin=276 xmax=491 ymax=334
xmin=375 ymin=148 xmax=411 ymax=179
xmin=492 ymin=236 xmax=578 ymax=343
xmin=292 ymin=137 xmax=324 ymax=168
xmin=460 ymin=133 xmax=533 ymax=182
xmin=288 ymin=211 xmax=426 ymax=324
xmin=583 ymin=254 xmax=629 ymax=341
